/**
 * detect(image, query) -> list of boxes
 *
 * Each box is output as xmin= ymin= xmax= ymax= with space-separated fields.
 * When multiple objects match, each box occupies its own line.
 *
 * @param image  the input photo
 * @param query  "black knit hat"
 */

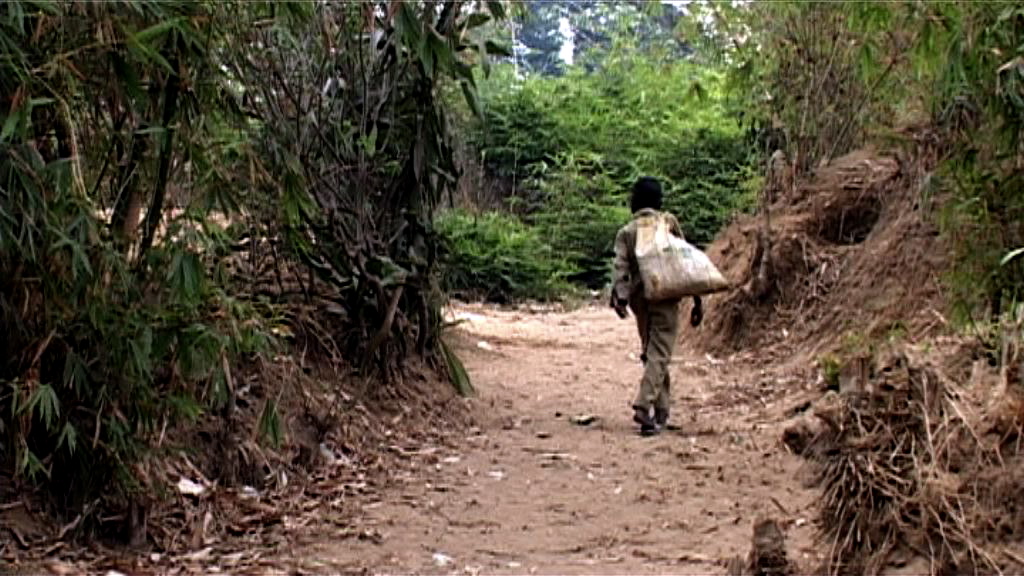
xmin=631 ymin=176 xmax=663 ymax=213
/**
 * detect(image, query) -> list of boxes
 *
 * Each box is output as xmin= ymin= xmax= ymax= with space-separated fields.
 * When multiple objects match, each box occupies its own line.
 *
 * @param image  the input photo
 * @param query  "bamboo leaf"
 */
xmin=111 ymin=53 xmax=145 ymax=103
xmin=1 ymin=107 xmax=25 ymax=143
xmin=483 ymin=39 xmax=511 ymax=57
xmin=440 ymin=338 xmax=473 ymax=397
xmin=57 ymin=422 xmax=77 ymax=456
xmin=62 ymin=350 xmax=88 ymax=394
xmin=125 ymin=32 xmax=175 ymax=74
xmin=460 ymin=80 xmax=482 ymax=118
xmin=485 ymin=1 xmax=506 ymax=21
xmin=133 ymin=18 xmax=185 ymax=44
xmin=397 ymin=2 xmax=422 ymax=49
xmin=477 ymin=38 xmax=491 ymax=78
xmin=18 ymin=446 xmax=48 ymax=479
xmin=27 ymin=384 xmax=60 ymax=431
xmin=129 ymin=326 xmax=153 ymax=380
xmin=258 ymin=398 xmax=282 ymax=448
xmin=462 ymin=12 xmax=491 ymax=30
xmin=1002 ymin=247 xmax=1024 ymax=266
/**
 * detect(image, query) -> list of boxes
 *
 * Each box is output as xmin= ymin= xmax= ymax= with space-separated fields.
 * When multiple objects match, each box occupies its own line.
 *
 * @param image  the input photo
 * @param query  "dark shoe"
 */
xmin=654 ymin=407 xmax=669 ymax=429
xmin=633 ymin=406 xmax=654 ymax=427
xmin=633 ymin=407 xmax=659 ymax=436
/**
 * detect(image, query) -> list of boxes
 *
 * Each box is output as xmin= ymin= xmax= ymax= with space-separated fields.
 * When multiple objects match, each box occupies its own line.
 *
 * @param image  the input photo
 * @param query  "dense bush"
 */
xmin=525 ymin=164 xmax=632 ymax=287
xmin=688 ymin=1 xmax=1024 ymax=325
xmin=471 ymin=84 xmax=564 ymax=182
xmin=437 ymin=211 xmax=576 ymax=302
xmin=461 ymin=55 xmax=757 ymax=292
xmin=0 ymin=0 xmax=498 ymax=531
xmin=0 ymin=1 xmax=274 ymax=522
xmin=929 ymin=4 xmax=1024 ymax=323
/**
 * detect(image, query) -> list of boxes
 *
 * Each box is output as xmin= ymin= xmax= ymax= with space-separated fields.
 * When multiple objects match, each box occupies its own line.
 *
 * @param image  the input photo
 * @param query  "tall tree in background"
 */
xmin=516 ymin=1 xmax=566 ymax=75
xmin=513 ymin=0 xmax=689 ymax=76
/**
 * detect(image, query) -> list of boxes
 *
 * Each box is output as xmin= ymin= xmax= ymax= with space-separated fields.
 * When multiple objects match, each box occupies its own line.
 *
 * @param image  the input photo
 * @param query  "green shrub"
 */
xmin=818 ymin=354 xmax=842 ymax=391
xmin=464 ymin=57 xmax=758 ymax=295
xmin=1 ymin=0 xmax=504 ymax=526
xmin=0 ymin=1 xmax=280 ymax=519
xmin=471 ymin=76 xmax=564 ymax=181
xmin=660 ymin=130 xmax=759 ymax=247
xmin=0 ymin=147 xmax=272 ymax=511
xmin=692 ymin=1 xmax=1024 ymax=325
xmin=437 ymin=211 xmax=577 ymax=302
xmin=526 ymin=164 xmax=632 ymax=288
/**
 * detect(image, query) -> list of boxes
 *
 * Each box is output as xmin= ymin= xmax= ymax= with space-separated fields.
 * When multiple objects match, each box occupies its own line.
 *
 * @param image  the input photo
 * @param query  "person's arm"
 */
xmin=611 ymin=227 xmax=631 ymax=318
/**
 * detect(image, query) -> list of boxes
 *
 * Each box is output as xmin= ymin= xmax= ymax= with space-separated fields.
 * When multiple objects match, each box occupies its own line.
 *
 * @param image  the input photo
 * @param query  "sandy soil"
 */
xmin=307 ymin=302 xmax=824 ymax=574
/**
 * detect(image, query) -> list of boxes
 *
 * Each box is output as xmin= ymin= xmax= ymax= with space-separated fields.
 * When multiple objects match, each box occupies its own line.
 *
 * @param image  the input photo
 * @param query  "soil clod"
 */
xmin=749 ymin=518 xmax=791 ymax=576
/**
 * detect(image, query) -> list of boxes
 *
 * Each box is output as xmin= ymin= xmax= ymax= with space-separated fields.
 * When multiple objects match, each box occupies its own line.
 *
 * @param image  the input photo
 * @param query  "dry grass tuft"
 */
xmin=805 ymin=349 xmax=1001 ymax=575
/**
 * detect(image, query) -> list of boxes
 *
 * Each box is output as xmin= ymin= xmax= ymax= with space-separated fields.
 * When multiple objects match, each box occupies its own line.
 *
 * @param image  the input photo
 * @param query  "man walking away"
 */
xmin=611 ymin=177 xmax=703 ymax=436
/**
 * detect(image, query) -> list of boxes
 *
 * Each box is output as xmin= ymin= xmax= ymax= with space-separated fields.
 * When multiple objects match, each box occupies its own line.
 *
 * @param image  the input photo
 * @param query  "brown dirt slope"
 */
xmin=0 ymin=345 xmax=472 ymax=574
xmin=695 ymin=149 xmax=949 ymax=361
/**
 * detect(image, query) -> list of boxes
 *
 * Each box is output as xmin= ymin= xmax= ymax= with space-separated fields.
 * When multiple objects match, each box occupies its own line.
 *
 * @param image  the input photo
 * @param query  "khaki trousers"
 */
xmin=629 ymin=296 xmax=680 ymax=412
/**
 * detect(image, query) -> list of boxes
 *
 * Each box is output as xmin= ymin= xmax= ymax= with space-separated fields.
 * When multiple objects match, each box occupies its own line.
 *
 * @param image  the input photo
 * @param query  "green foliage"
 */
xmin=927 ymin=3 xmax=1024 ymax=323
xmin=464 ymin=53 xmax=756 ymax=292
xmin=523 ymin=163 xmax=631 ymax=286
xmin=439 ymin=337 xmax=474 ymax=397
xmin=689 ymin=2 xmax=917 ymax=173
xmin=225 ymin=1 xmax=501 ymax=380
xmin=437 ymin=211 xmax=576 ymax=302
xmin=472 ymin=80 xmax=562 ymax=181
xmin=258 ymin=397 xmax=282 ymax=449
xmin=0 ymin=0 xmax=492 ymax=525
xmin=685 ymin=1 xmax=1024 ymax=325
xmin=818 ymin=354 xmax=842 ymax=391
xmin=0 ymin=0 xmax=280 ymax=515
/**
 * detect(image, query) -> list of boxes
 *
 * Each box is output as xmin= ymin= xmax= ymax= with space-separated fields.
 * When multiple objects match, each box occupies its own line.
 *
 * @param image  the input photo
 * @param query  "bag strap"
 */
xmin=654 ymin=211 xmax=670 ymax=238
xmin=657 ymin=212 xmax=686 ymax=242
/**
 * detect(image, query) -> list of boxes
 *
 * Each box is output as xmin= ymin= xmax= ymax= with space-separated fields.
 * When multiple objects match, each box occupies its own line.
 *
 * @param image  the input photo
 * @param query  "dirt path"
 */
xmin=310 ymin=303 xmax=822 ymax=574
